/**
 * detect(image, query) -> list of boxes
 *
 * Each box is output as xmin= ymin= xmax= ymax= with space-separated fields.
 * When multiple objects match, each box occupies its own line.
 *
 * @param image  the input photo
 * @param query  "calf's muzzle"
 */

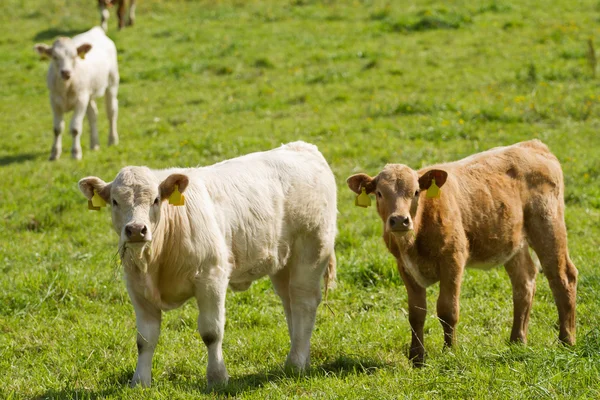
xmin=125 ymin=223 xmax=149 ymax=242
xmin=389 ymin=214 xmax=411 ymax=232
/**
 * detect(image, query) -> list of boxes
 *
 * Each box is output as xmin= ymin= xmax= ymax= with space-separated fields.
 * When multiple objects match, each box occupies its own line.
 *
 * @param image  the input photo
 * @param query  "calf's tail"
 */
xmin=323 ymin=253 xmax=337 ymax=301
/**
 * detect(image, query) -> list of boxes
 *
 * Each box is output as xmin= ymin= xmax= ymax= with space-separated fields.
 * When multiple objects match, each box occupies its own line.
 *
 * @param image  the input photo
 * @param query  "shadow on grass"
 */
xmin=34 ymin=28 xmax=83 ymax=41
xmin=33 ymin=369 xmax=131 ymax=400
xmin=212 ymin=355 xmax=388 ymax=396
xmin=31 ymin=356 xmax=387 ymax=397
xmin=0 ymin=152 xmax=42 ymax=166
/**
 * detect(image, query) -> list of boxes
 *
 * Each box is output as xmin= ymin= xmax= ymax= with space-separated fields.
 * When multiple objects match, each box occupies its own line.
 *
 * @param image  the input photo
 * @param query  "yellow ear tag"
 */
xmin=169 ymin=185 xmax=185 ymax=206
xmin=355 ymin=187 xmax=371 ymax=208
xmin=426 ymin=178 xmax=441 ymax=199
xmin=88 ymin=190 xmax=106 ymax=211
xmin=79 ymin=52 xmax=85 ymax=60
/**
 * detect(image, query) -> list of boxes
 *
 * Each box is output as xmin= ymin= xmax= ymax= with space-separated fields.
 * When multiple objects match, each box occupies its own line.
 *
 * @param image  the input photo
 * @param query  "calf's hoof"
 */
xmin=409 ymin=348 xmax=425 ymax=368
xmin=91 ymin=144 xmax=100 ymax=151
xmin=129 ymin=375 xmax=151 ymax=388
xmin=284 ymin=355 xmax=310 ymax=375
xmin=206 ymin=369 xmax=229 ymax=389
xmin=49 ymin=153 xmax=60 ymax=161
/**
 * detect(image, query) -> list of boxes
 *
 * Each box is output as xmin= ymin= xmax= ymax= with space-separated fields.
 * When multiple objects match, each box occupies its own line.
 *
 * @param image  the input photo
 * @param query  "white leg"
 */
xmin=128 ymin=0 xmax=136 ymax=26
xmin=69 ymin=98 xmax=88 ymax=160
xmin=50 ymin=104 xmax=64 ymax=161
xmin=128 ymin=286 xmax=162 ymax=388
xmin=100 ymin=5 xmax=110 ymax=32
xmin=285 ymin=245 xmax=329 ymax=370
xmin=105 ymin=85 xmax=119 ymax=146
xmin=270 ymin=267 xmax=293 ymax=338
xmin=196 ymin=279 xmax=229 ymax=387
xmin=87 ymin=99 xmax=100 ymax=150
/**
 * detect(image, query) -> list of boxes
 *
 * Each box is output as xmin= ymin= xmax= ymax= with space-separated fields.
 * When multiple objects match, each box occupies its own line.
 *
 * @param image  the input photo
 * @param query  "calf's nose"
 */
xmin=389 ymin=215 xmax=411 ymax=229
xmin=125 ymin=223 xmax=148 ymax=241
xmin=61 ymin=70 xmax=71 ymax=80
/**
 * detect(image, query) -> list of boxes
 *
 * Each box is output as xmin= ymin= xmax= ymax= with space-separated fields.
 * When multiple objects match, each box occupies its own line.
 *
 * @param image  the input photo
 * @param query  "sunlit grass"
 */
xmin=0 ymin=0 xmax=599 ymax=398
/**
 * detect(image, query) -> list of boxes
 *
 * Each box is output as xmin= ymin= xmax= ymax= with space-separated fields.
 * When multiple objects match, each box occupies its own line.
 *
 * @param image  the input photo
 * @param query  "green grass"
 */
xmin=1 ymin=0 xmax=600 ymax=398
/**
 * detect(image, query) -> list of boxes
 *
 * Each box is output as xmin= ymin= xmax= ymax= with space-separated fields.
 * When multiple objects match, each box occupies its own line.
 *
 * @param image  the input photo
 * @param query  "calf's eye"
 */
xmin=415 ymin=190 xmax=420 ymax=197
xmin=153 ymin=197 xmax=159 ymax=205
xmin=112 ymin=199 xmax=118 ymax=206
xmin=376 ymin=191 xmax=382 ymax=198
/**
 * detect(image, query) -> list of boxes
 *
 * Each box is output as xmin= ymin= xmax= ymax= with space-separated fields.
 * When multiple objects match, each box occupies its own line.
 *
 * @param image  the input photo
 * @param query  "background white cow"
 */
xmin=35 ymin=27 xmax=119 ymax=160
xmin=78 ymin=141 xmax=337 ymax=387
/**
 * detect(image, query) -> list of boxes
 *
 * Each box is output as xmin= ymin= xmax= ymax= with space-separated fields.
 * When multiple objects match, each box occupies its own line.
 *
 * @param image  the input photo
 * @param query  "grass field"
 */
xmin=1 ymin=0 xmax=600 ymax=398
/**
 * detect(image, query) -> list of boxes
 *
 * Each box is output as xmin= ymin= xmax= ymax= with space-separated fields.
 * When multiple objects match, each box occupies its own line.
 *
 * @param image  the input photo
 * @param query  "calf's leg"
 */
xmin=526 ymin=200 xmax=577 ymax=345
xmin=504 ymin=246 xmax=537 ymax=343
xmin=128 ymin=287 xmax=162 ymax=387
xmin=69 ymin=98 xmax=88 ymax=160
xmin=437 ymin=262 xmax=464 ymax=348
xmin=196 ymin=279 xmax=229 ymax=387
xmin=270 ymin=266 xmax=293 ymax=338
xmin=117 ymin=0 xmax=126 ymax=29
xmin=127 ymin=0 xmax=136 ymax=26
xmin=87 ymin=100 xmax=100 ymax=150
xmin=285 ymin=239 xmax=329 ymax=371
xmin=50 ymin=105 xmax=64 ymax=160
xmin=397 ymin=259 xmax=427 ymax=366
xmin=105 ymin=85 xmax=119 ymax=146
xmin=99 ymin=2 xmax=109 ymax=32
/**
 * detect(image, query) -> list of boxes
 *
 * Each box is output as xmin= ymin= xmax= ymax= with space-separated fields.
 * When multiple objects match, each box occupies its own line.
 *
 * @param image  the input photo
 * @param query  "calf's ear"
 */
xmin=77 ymin=43 xmax=92 ymax=58
xmin=78 ymin=176 xmax=111 ymax=202
xmin=159 ymin=174 xmax=190 ymax=201
xmin=418 ymin=169 xmax=448 ymax=190
xmin=34 ymin=44 xmax=52 ymax=58
xmin=347 ymin=173 xmax=377 ymax=195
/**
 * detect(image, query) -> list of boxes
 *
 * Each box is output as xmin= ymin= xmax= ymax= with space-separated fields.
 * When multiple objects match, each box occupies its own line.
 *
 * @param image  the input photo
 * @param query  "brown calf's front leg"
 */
xmin=504 ymin=246 xmax=537 ymax=343
xmin=436 ymin=263 xmax=464 ymax=348
xmin=397 ymin=259 xmax=427 ymax=367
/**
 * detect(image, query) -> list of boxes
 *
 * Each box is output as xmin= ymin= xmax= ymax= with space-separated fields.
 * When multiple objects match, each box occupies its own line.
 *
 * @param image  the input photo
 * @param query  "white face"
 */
xmin=109 ymin=167 xmax=163 ymax=247
xmin=79 ymin=168 xmax=189 ymax=266
xmin=50 ymin=39 xmax=79 ymax=81
xmin=35 ymin=38 xmax=91 ymax=81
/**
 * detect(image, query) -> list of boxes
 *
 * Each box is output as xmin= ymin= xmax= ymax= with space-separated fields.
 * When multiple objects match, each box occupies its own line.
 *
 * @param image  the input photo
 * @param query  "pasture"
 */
xmin=1 ymin=0 xmax=599 ymax=398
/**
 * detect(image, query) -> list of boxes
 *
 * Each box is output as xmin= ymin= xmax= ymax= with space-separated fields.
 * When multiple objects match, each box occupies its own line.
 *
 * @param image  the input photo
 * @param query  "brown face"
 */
xmin=347 ymin=165 xmax=448 ymax=237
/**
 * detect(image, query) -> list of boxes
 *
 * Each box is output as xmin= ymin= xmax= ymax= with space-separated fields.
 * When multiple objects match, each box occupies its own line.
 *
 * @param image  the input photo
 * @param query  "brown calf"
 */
xmin=347 ymin=140 xmax=577 ymax=365
xmin=98 ymin=0 xmax=136 ymax=32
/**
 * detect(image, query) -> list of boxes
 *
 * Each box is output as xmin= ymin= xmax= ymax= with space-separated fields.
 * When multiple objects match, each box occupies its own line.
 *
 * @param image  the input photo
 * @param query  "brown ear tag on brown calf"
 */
xmin=169 ymin=184 xmax=186 ymax=206
xmin=355 ymin=187 xmax=371 ymax=208
xmin=88 ymin=190 xmax=106 ymax=211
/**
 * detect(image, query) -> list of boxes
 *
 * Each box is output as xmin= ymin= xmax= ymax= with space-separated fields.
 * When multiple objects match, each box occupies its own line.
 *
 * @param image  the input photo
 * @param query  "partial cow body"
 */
xmin=98 ymin=0 xmax=136 ymax=32
xmin=35 ymin=27 xmax=119 ymax=160
xmin=347 ymin=140 xmax=577 ymax=365
xmin=79 ymin=142 xmax=337 ymax=387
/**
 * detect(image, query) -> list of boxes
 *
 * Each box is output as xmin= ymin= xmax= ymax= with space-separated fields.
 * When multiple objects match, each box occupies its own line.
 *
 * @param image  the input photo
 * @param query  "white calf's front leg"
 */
xmin=87 ymin=99 xmax=100 ymax=150
xmin=128 ymin=285 xmax=162 ymax=388
xmin=196 ymin=279 xmax=229 ymax=387
xmin=69 ymin=97 xmax=88 ymax=160
xmin=50 ymin=104 xmax=64 ymax=160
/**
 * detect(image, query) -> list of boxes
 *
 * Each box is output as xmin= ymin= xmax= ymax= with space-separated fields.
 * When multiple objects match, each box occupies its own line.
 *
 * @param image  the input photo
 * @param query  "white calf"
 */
xmin=78 ymin=142 xmax=337 ymax=387
xmin=35 ymin=27 xmax=119 ymax=160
